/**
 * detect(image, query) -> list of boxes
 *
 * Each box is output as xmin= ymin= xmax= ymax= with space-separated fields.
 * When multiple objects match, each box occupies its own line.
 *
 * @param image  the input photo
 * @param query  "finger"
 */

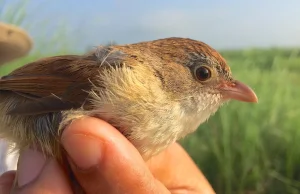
xmin=147 ymin=143 xmax=215 ymax=194
xmin=62 ymin=117 xmax=169 ymax=194
xmin=0 ymin=171 xmax=16 ymax=194
xmin=11 ymin=148 xmax=72 ymax=194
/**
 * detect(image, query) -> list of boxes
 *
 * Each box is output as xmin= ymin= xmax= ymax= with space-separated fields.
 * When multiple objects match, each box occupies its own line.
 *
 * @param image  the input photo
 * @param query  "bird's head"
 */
xmin=145 ymin=37 xmax=258 ymax=115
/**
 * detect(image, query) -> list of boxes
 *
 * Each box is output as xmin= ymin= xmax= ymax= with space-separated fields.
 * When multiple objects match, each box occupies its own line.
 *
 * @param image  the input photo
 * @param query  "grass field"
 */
xmin=1 ymin=47 xmax=299 ymax=194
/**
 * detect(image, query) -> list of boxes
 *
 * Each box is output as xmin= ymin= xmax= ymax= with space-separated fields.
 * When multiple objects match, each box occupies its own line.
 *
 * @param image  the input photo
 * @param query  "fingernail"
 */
xmin=62 ymin=134 xmax=103 ymax=169
xmin=17 ymin=148 xmax=47 ymax=187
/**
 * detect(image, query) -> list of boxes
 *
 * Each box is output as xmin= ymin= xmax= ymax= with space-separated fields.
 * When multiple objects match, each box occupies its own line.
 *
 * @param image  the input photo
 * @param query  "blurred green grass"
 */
xmin=1 ymin=47 xmax=300 ymax=194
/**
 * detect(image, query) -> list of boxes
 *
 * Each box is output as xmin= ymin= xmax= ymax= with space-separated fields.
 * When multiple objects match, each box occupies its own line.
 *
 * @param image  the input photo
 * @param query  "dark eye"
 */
xmin=195 ymin=66 xmax=212 ymax=81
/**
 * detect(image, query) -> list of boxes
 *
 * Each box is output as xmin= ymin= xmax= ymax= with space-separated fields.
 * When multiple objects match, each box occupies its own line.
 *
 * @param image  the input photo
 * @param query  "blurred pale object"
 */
xmin=0 ymin=22 xmax=32 ymax=65
xmin=0 ymin=141 xmax=18 ymax=174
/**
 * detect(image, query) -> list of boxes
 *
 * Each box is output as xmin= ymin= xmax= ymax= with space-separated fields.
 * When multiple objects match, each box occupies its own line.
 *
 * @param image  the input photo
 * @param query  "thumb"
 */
xmin=61 ymin=117 xmax=169 ymax=194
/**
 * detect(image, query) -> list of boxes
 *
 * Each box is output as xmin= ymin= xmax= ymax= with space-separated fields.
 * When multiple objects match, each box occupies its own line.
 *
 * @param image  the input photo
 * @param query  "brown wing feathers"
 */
xmin=0 ymin=55 xmax=99 ymax=115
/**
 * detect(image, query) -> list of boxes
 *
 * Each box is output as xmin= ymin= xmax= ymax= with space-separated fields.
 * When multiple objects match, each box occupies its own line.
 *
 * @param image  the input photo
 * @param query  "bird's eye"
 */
xmin=195 ymin=66 xmax=212 ymax=81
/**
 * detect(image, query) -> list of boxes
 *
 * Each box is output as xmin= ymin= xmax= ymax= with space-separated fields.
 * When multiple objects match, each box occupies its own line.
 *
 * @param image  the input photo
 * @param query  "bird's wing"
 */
xmin=0 ymin=54 xmax=103 ymax=115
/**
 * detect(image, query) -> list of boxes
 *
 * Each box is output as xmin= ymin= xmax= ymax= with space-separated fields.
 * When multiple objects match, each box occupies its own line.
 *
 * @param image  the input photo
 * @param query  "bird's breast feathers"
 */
xmin=59 ymin=63 xmax=222 ymax=159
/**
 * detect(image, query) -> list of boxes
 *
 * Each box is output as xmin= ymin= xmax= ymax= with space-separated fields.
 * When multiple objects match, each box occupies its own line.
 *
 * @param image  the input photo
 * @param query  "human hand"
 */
xmin=0 ymin=117 xmax=215 ymax=194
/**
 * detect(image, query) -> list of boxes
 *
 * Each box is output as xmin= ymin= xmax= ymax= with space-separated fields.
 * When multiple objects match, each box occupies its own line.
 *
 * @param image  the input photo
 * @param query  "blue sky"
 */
xmin=2 ymin=0 xmax=300 ymax=51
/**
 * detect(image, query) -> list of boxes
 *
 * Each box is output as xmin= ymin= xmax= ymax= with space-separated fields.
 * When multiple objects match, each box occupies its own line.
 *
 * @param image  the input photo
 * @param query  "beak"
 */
xmin=219 ymin=80 xmax=258 ymax=103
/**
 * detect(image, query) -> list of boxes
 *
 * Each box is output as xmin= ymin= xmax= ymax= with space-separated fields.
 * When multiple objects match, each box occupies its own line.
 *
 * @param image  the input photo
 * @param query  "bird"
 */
xmin=0 ymin=37 xmax=257 ymax=162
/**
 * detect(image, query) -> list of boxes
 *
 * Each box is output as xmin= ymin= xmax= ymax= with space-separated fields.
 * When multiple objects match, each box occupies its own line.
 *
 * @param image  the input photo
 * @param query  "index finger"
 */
xmin=147 ymin=143 xmax=216 ymax=194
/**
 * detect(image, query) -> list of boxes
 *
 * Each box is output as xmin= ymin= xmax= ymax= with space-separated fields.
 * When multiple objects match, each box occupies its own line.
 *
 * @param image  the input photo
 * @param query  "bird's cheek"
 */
xmin=219 ymin=80 xmax=258 ymax=103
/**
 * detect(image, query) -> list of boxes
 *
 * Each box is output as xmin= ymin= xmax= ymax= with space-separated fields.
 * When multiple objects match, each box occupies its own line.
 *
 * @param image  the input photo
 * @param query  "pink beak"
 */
xmin=219 ymin=80 xmax=258 ymax=103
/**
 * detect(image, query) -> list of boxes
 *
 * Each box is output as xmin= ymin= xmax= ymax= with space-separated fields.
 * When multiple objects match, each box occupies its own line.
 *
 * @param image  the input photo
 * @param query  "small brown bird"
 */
xmin=0 ymin=37 xmax=257 ymax=162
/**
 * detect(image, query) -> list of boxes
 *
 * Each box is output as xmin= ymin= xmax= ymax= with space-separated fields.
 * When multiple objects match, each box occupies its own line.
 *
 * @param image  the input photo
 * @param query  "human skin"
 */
xmin=0 ymin=117 xmax=215 ymax=194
